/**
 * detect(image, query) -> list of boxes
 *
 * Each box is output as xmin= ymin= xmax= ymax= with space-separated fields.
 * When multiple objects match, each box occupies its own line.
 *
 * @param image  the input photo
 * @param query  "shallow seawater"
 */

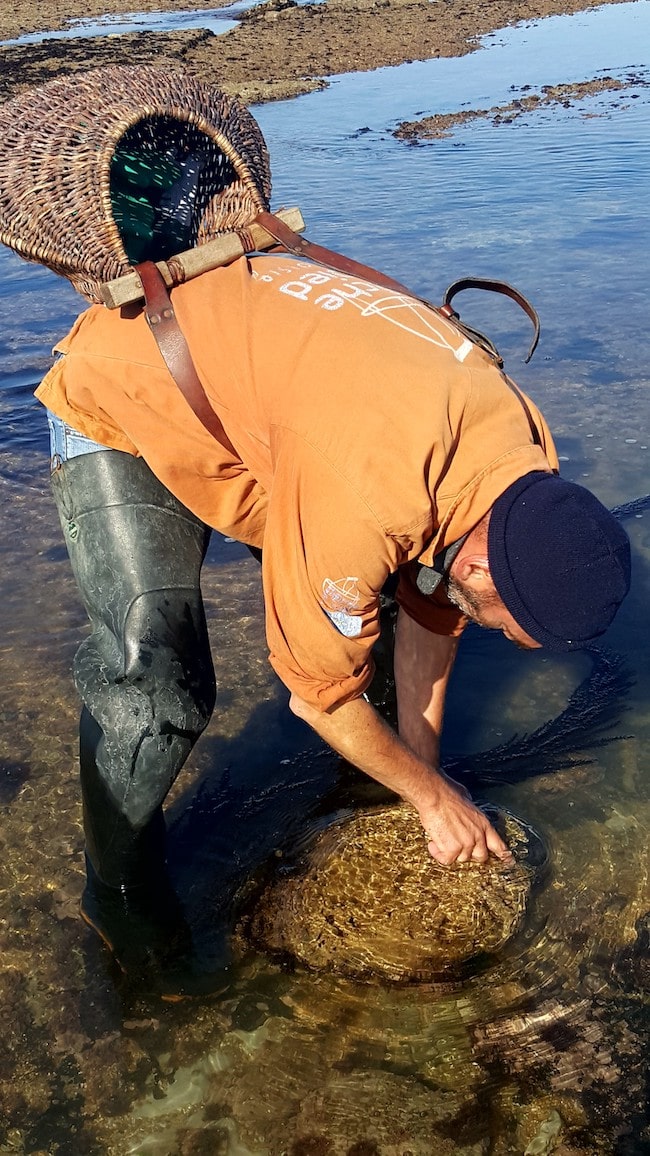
xmin=0 ymin=4 xmax=648 ymax=1154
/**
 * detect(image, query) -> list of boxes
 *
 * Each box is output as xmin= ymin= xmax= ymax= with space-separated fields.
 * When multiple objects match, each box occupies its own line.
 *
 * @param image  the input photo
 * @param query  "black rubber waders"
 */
xmin=51 ymin=449 xmax=223 ymax=997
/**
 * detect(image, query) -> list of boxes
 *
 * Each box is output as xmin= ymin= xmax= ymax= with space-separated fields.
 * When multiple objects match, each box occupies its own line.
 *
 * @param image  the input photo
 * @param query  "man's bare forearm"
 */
xmin=290 ymin=691 xmax=449 ymax=810
xmin=394 ymin=609 xmax=459 ymax=764
xmin=289 ymin=686 xmax=512 ymax=865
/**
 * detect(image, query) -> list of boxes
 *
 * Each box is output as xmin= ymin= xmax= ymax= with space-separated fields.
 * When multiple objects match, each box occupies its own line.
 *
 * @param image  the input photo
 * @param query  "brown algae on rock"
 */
xmin=238 ymin=803 xmax=547 ymax=983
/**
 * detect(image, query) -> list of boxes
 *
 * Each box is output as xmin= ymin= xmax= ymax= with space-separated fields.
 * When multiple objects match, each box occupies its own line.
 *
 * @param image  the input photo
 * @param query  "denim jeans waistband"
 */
xmin=47 ymin=410 xmax=109 ymax=467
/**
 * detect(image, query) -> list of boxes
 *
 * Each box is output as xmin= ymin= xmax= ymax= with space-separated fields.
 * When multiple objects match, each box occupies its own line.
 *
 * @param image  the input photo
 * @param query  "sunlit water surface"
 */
xmin=0 ymin=4 xmax=648 ymax=1154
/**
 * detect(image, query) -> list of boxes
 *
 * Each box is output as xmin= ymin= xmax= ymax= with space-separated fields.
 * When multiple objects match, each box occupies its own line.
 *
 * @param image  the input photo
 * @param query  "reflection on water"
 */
xmin=0 ymin=4 xmax=649 ymax=1153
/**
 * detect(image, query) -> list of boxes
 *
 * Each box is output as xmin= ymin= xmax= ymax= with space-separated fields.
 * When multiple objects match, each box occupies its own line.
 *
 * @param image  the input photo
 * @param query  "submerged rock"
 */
xmin=238 ymin=803 xmax=547 ymax=983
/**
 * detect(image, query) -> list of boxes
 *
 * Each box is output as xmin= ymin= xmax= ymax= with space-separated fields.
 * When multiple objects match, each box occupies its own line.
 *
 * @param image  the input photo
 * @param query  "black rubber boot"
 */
xmin=78 ymin=708 xmax=230 ymax=999
xmin=79 ymin=855 xmax=231 ymax=1000
xmin=51 ymin=449 xmax=227 ymax=998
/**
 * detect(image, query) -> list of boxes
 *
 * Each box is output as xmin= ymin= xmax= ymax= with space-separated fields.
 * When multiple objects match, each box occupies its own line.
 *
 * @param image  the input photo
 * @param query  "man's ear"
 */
xmin=453 ymin=553 xmax=492 ymax=588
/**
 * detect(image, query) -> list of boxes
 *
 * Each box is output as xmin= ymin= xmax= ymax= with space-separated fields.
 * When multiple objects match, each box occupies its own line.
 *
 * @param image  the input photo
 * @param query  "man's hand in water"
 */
xmin=413 ymin=769 xmax=513 ymax=865
xmin=393 ymin=610 xmax=512 ymax=864
xmin=289 ymin=692 xmax=513 ymax=865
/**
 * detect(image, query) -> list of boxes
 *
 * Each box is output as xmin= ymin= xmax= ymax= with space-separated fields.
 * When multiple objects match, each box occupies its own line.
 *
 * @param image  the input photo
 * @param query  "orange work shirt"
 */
xmin=37 ymin=254 xmax=559 ymax=710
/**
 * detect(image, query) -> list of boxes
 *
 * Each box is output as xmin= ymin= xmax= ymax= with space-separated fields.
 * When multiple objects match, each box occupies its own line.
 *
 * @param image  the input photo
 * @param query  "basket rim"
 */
xmin=0 ymin=66 xmax=272 ymax=295
xmin=97 ymin=104 xmax=271 ymax=267
xmin=0 ymin=108 xmax=269 ymax=270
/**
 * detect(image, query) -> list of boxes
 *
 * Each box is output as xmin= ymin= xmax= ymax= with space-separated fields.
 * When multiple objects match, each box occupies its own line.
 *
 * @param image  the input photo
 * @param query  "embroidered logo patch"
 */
xmin=321 ymin=576 xmax=360 ymax=612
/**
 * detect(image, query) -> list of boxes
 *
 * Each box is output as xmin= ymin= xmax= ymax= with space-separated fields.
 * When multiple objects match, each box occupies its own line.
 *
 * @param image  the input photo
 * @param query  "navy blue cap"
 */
xmin=487 ymin=472 xmax=631 ymax=650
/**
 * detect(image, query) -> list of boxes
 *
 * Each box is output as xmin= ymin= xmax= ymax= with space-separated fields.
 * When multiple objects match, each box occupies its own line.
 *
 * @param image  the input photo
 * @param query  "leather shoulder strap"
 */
xmin=255 ymin=210 xmax=419 ymax=299
xmin=255 ymin=211 xmax=540 ymax=365
xmin=136 ymin=260 xmax=232 ymax=446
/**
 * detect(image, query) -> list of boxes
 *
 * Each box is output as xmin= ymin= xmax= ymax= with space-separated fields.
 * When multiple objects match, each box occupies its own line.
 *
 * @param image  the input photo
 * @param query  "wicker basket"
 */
xmin=0 ymin=65 xmax=271 ymax=302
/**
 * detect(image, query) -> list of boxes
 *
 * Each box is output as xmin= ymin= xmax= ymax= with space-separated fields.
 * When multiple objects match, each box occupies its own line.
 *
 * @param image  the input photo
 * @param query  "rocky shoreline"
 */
xmin=0 ymin=0 xmax=638 ymax=106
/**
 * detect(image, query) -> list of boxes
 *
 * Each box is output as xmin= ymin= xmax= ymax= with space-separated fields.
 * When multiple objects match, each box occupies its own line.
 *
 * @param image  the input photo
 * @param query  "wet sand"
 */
xmin=0 ymin=0 xmax=638 ymax=106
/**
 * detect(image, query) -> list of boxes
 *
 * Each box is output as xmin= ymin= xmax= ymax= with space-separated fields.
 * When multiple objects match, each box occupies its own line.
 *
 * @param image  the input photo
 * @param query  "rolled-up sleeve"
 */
xmin=262 ymin=433 xmax=403 ymax=711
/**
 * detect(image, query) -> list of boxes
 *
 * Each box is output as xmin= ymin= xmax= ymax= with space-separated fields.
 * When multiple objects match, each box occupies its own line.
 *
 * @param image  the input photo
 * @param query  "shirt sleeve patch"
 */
xmin=321 ymin=576 xmax=360 ymax=612
xmin=324 ymin=608 xmax=364 ymax=638
xmin=321 ymin=577 xmax=364 ymax=637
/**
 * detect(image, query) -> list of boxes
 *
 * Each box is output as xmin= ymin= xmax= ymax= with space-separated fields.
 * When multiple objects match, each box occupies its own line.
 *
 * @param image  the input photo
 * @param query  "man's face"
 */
xmin=446 ymin=575 xmax=542 ymax=650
